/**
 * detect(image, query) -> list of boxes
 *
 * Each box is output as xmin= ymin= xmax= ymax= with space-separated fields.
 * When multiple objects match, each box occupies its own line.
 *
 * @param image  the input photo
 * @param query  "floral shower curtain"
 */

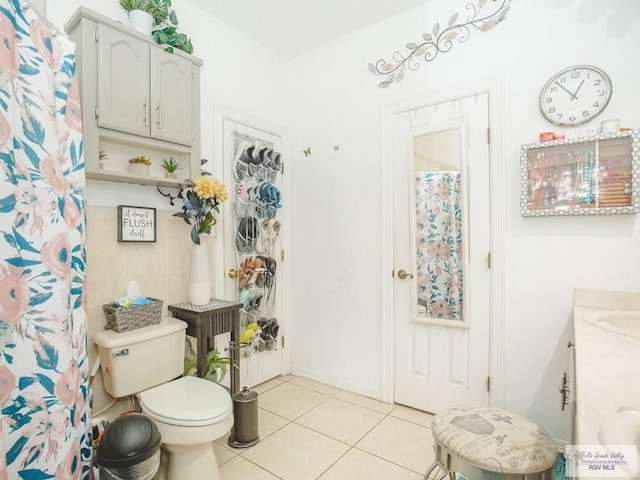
xmin=415 ymin=171 xmax=464 ymax=321
xmin=0 ymin=1 xmax=90 ymax=479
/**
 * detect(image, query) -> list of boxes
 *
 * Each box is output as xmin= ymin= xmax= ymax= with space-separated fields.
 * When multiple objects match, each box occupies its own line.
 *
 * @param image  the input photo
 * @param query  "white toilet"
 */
xmin=94 ymin=317 xmax=233 ymax=480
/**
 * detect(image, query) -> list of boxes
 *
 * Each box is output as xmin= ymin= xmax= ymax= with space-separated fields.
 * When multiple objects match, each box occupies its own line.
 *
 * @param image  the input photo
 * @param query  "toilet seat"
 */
xmin=139 ymin=376 xmax=232 ymax=427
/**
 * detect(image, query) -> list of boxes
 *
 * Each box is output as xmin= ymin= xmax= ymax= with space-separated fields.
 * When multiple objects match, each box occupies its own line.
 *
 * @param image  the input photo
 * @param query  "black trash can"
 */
xmin=96 ymin=413 xmax=161 ymax=480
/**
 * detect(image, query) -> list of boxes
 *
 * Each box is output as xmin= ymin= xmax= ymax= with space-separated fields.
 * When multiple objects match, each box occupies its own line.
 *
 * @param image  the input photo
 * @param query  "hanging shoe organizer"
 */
xmin=232 ymin=132 xmax=282 ymax=357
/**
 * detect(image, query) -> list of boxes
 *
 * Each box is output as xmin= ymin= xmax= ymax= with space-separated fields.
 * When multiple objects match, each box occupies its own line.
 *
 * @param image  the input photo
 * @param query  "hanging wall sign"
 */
xmin=368 ymin=0 xmax=512 ymax=88
xmin=117 ymin=205 xmax=156 ymax=242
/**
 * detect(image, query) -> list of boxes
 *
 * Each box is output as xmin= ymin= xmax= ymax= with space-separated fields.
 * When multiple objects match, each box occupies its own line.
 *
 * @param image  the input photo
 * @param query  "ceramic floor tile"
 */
xmin=258 ymin=382 xmax=329 ymax=420
xmin=219 ymin=456 xmax=280 ymax=480
xmin=356 ymin=416 xmax=434 ymax=475
xmin=157 ymin=448 xmax=169 ymax=480
xmin=334 ymin=390 xmax=395 ymax=414
xmin=242 ymin=423 xmax=350 ymax=480
xmin=296 ymin=397 xmax=385 ymax=445
xmin=213 ymin=441 xmax=236 ymax=466
xmin=257 ymin=407 xmax=290 ymax=439
xmin=318 ymin=447 xmax=423 ymax=480
xmin=390 ymin=404 xmax=435 ymax=427
xmin=289 ymin=376 xmax=341 ymax=396
xmin=218 ymin=413 xmax=278 ymax=455
xmin=253 ymin=377 xmax=284 ymax=394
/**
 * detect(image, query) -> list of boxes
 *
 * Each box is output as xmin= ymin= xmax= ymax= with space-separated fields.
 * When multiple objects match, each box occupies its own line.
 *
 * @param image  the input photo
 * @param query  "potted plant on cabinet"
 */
xmin=119 ymin=0 xmax=154 ymax=35
xmin=128 ymin=156 xmax=152 ymax=175
xmin=161 ymin=156 xmax=182 ymax=179
xmin=150 ymin=0 xmax=194 ymax=54
xmin=119 ymin=0 xmax=194 ymax=54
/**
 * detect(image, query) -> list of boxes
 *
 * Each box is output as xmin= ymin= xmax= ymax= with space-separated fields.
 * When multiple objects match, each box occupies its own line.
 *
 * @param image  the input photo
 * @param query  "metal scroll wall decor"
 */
xmin=368 ymin=0 xmax=512 ymax=88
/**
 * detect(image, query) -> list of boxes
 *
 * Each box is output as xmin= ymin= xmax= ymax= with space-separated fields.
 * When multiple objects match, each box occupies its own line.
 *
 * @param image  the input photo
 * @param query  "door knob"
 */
xmin=396 ymin=269 xmax=414 ymax=280
xmin=227 ymin=268 xmax=238 ymax=279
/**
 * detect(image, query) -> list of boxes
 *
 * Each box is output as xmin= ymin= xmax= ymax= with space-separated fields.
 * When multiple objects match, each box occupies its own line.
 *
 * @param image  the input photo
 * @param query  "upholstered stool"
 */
xmin=425 ymin=406 xmax=557 ymax=480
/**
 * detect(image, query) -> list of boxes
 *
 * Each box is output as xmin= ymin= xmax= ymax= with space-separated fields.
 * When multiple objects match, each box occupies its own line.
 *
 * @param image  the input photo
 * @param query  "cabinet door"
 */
xmin=98 ymin=24 xmax=150 ymax=137
xmin=150 ymin=49 xmax=193 ymax=146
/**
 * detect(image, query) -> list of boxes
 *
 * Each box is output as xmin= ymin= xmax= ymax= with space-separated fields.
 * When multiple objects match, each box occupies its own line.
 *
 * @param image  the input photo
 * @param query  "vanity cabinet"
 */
xmin=520 ymin=130 xmax=639 ymax=216
xmin=66 ymin=7 xmax=202 ymax=187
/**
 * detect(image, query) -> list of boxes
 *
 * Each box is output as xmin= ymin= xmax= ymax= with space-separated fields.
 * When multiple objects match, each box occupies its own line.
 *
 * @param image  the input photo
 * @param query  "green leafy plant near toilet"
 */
xmin=183 ymin=338 xmax=238 ymax=382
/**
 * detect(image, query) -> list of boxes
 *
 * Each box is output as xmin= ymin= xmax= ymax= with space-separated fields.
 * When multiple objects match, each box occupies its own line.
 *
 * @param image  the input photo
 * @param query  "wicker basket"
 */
xmin=103 ymin=298 xmax=163 ymax=332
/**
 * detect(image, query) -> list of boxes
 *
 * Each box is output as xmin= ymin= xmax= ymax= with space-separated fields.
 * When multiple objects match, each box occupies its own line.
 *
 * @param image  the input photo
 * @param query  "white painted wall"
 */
xmin=285 ymin=0 xmax=640 ymax=441
xmin=44 ymin=0 xmax=640 ymax=443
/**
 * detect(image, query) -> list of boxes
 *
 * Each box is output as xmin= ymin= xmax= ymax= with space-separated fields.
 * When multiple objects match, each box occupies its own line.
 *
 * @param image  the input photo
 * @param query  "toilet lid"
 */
xmin=139 ymin=376 xmax=232 ymax=427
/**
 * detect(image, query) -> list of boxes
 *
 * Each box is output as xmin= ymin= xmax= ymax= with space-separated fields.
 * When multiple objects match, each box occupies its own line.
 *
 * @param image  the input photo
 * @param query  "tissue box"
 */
xmin=102 ymin=298 xmax=163 ymax=332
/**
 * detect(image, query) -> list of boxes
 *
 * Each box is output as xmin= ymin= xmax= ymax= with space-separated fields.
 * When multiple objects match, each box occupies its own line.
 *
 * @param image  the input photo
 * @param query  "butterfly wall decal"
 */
xmin=333 ymin=145 xmax=340 ymax=151
xmin=303 ymin=147 xmax=311 ymax=157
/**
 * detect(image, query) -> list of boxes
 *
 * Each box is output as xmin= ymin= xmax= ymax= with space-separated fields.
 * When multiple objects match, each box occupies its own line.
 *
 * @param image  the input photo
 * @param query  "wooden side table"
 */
xmin=168 ymin=298 xmax=242 ymax=395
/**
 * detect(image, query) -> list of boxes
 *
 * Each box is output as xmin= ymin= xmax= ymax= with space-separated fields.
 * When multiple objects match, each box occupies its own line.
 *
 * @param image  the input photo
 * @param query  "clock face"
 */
xmin=538 ymin=65 xmax=612 ymax=127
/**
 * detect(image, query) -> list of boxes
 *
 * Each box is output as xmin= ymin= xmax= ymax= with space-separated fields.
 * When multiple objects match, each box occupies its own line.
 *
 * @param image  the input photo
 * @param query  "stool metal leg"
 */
xmin=423 ymin=462 xmax=439 ymax=480
xmin=424 ymin=462 xmax=450 ymax=480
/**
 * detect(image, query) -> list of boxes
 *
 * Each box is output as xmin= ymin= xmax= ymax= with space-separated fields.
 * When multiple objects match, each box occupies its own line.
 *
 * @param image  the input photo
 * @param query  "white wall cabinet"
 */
xmin=98 ymin=25 xmax=194 ymax=146
xmin=66 ymin=7 xmax=202 ymax=187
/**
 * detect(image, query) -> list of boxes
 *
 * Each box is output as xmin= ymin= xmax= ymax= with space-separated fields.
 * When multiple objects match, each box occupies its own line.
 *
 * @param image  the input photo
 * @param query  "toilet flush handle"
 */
xmin=113 ymin=348 xmax=129 ymax=357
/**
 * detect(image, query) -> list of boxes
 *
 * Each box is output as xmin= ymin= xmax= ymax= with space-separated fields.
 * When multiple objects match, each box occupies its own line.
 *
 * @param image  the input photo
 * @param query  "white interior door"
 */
xmin=220 ymin=117 xmax=285 ymax=389
xmin=393 ymin=93 xmax=491 ymax=413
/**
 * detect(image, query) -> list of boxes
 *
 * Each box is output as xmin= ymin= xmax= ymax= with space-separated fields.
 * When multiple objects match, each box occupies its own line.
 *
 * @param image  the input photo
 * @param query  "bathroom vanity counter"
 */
xmin=573 ymin=289 xmax=640 ymax=456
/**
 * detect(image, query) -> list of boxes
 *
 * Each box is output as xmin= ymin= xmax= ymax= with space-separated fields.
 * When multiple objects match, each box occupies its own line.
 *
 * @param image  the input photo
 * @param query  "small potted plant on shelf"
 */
xmin=161 ymin=156 xmax=182 ymax=179
xmin=128 ymin=156 xmax=152 ymax=175
xmin=183 ymin=338 xmax=238 ymax=383
xmin=98 ymin=149 xmax=108 ymax=170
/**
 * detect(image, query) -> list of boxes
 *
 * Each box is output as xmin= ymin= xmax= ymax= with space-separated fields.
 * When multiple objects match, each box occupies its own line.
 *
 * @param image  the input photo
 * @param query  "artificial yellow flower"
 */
xmin=192 ymin=176 xmax=229 ymax=202
xmin=159 ymin=168 xmax=229 ymax=244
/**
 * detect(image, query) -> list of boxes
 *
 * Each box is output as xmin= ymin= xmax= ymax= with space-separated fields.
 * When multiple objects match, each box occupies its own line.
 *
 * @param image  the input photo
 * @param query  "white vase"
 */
xmin=189 ymin=241 xmax=210 ymax=305
xmin=129 ymin=10 xmax=153 ymax=36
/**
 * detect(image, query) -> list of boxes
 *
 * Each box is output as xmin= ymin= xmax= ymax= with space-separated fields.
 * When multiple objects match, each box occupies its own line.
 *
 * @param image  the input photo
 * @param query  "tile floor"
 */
xmin=209 ymin=375 xmax=436 ymax=480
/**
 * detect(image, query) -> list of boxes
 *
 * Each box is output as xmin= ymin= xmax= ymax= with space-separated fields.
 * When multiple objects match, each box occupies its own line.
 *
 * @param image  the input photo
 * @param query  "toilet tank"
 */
xmin=94 ymin=317 xmax=187 ymax=398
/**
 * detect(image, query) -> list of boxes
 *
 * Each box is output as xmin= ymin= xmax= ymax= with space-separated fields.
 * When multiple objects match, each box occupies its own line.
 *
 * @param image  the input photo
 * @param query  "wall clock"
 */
xmin=538 ymin=65 xmax=612 ymax=127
